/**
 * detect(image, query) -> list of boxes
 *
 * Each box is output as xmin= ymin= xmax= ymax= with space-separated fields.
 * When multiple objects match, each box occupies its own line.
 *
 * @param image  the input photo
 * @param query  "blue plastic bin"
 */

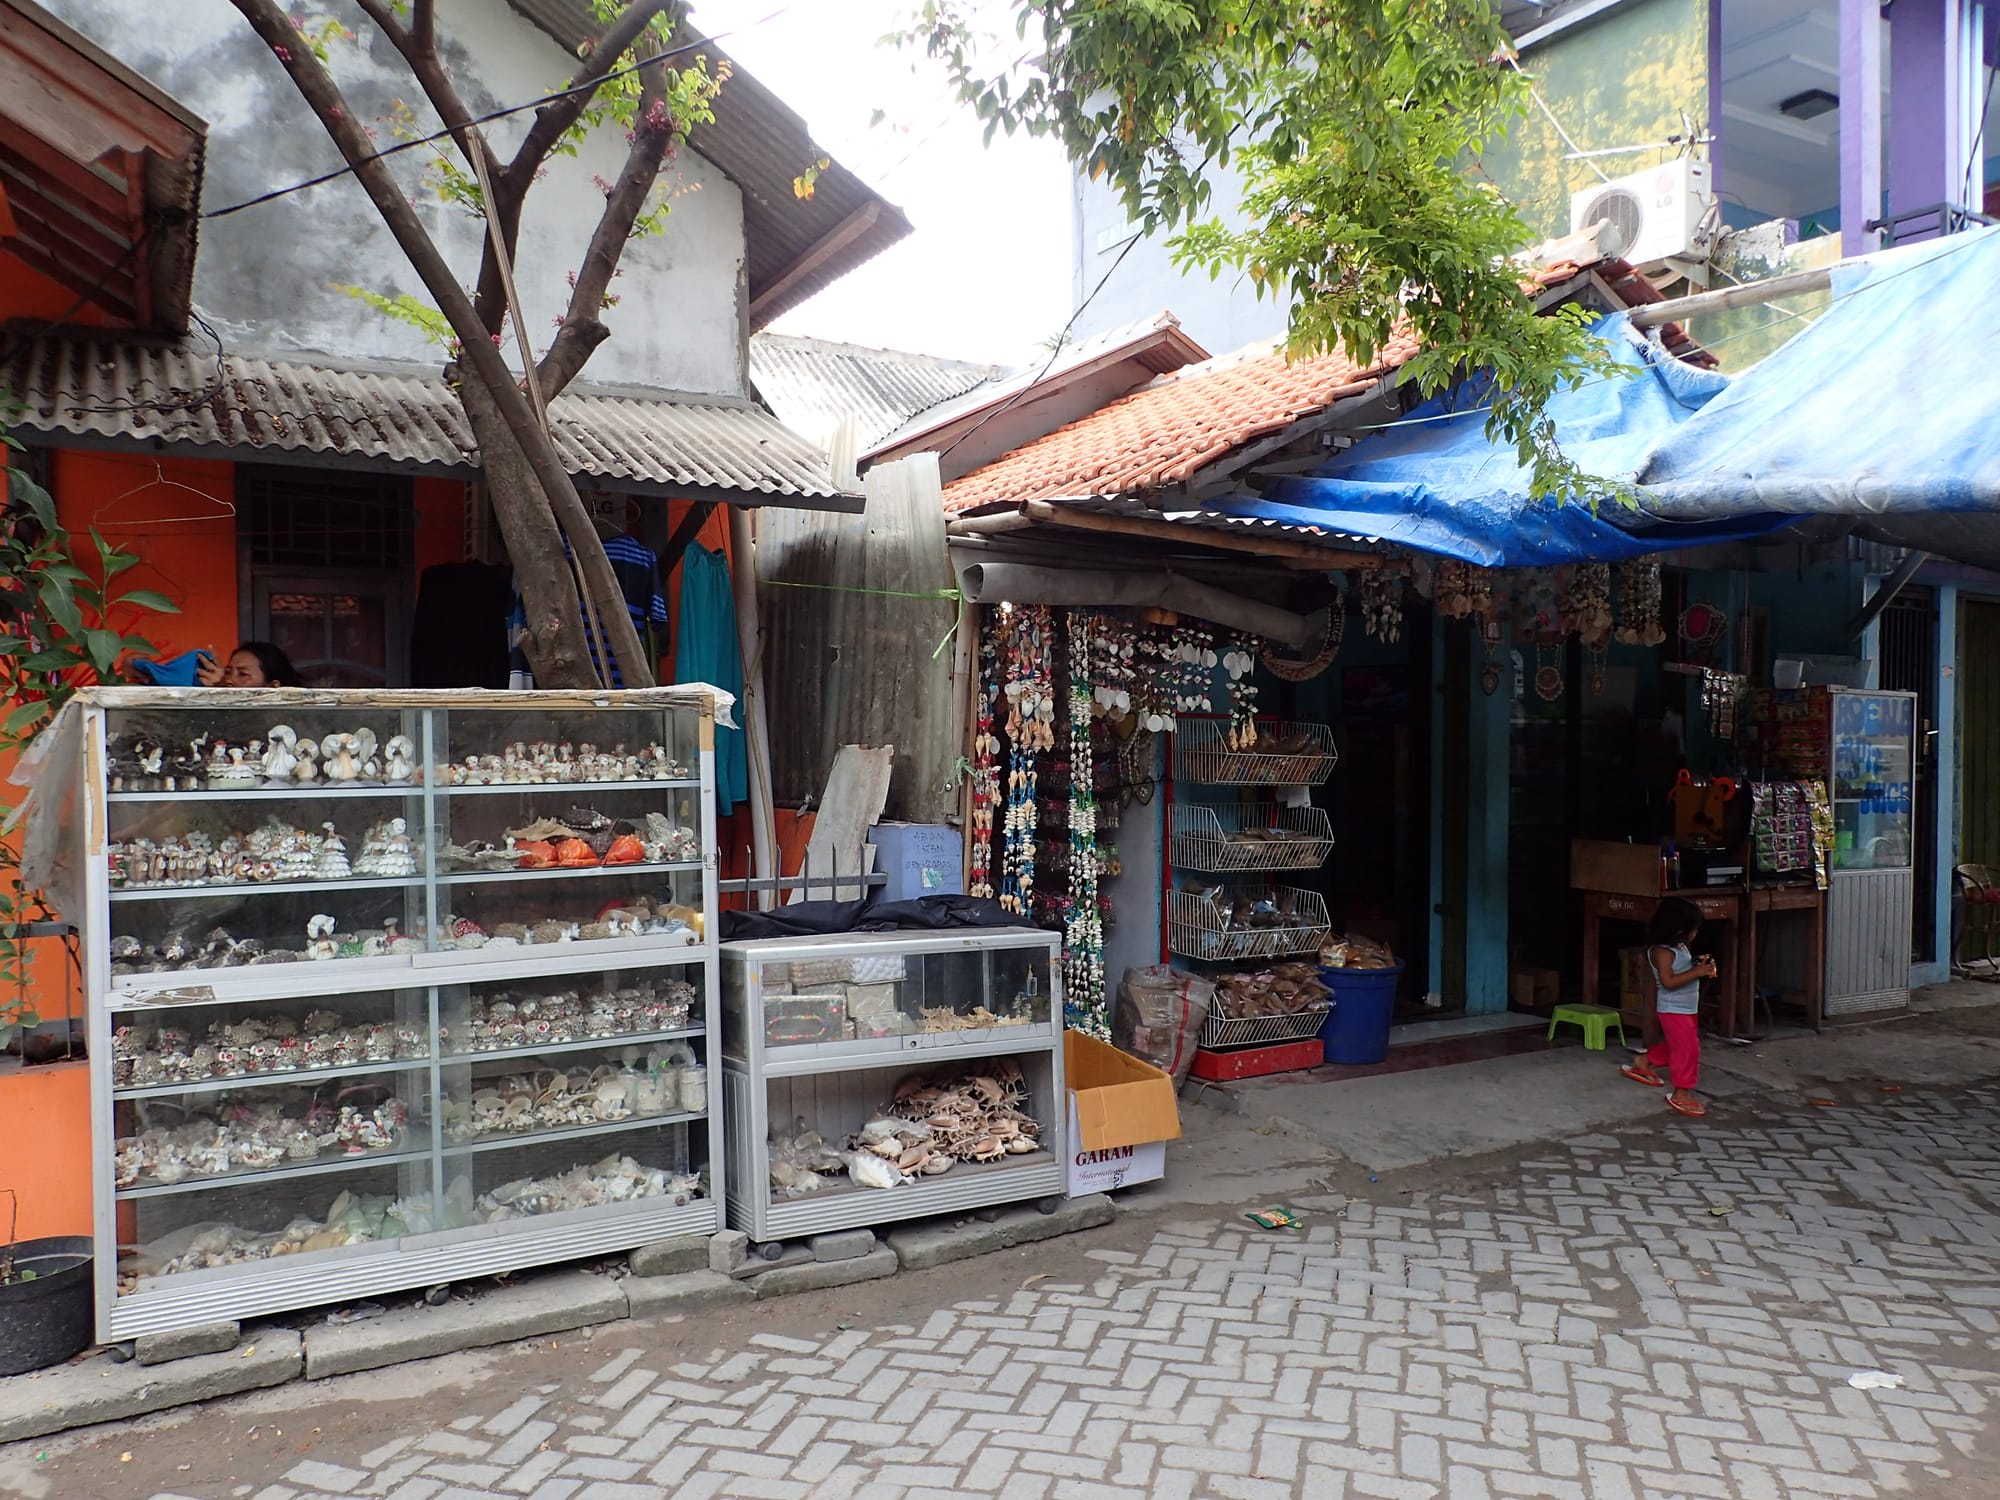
xmin=1317 ymin=962 xmax=1405 ymax=1065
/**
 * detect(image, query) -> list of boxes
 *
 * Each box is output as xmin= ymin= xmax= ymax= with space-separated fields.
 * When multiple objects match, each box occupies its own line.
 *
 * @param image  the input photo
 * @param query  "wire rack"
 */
xmin=1171 ymin=803 xmax=1335 ymax=872
xmin=1199 ymin=1005 xmax=1331 ymax=1050
xmin=1174 ymin=720 xmax=1338 ymax=786
xmin=1168 ymin=884 xmax=1331 ymax=962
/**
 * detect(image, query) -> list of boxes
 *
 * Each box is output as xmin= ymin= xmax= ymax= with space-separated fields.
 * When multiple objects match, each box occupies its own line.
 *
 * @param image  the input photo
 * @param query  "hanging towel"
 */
xmin=674 ymin=543 xmax=747 ymax=814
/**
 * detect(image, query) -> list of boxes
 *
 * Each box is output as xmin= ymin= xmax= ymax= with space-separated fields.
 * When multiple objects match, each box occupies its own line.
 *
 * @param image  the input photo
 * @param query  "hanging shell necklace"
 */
xmin=1063 ymin=613 xmax=1107 ymax=1036
xmin=998 ymin=604 xmax=1054 ymax=915
xmin=968 ymin=616 xmax=1002 ymax=900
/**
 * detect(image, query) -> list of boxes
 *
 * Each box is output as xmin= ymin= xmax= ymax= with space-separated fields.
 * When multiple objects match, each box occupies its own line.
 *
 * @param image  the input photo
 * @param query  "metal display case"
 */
xmin=60 ymin=687 xmax=724 ymax=1341
xmin=719 ymin=929 xmax=1066 ymax=1246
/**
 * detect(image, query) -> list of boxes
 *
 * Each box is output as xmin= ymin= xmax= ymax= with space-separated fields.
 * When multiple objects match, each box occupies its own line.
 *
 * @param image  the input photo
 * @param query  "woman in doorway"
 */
xmin=197 ymin=641 xmax=299 ymax=688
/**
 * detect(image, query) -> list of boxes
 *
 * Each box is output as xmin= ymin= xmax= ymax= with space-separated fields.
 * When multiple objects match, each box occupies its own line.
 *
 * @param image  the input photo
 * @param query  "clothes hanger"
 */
xmin=92 ymin=462 xmax=237 ymax=525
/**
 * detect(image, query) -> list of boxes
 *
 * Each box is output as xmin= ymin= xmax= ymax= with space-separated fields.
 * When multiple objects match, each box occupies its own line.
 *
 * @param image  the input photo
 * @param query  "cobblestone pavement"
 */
xmin=102 ymin=1081 xmax=2000 ymax=1500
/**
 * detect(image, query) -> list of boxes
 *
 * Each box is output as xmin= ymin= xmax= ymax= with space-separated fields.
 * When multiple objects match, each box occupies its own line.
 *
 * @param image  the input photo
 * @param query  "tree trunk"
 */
xmin=458 ymin=379 xmax=593 ymax=686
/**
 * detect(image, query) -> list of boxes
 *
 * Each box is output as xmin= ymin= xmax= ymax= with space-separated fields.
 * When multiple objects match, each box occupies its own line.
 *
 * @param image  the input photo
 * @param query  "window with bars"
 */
xmin=236 ymin=466 xmax=414 ymax=570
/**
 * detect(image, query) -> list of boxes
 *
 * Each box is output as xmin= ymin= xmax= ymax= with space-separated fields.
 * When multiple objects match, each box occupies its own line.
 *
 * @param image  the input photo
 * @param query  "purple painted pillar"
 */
xmin=1840 ymin=0 xmax=1884 ymax=256
xmin=1889 ymin=0 xmax=1967 ymax=241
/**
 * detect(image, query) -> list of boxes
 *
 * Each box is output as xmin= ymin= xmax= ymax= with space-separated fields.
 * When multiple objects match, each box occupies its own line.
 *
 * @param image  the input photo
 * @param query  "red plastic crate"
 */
xmin=1190 ymin=1038 xmax=1323 ymax=1081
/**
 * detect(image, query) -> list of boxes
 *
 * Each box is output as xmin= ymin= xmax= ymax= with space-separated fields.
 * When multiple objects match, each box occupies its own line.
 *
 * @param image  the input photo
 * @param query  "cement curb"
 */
xmin=0 ymin=1196 xmax=1119 ymax=1443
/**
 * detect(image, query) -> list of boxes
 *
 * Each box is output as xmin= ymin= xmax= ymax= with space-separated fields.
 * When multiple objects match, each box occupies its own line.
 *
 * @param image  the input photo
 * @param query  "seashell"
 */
xmin=553 ymin=838 xmax=599 ymax=869
xmin=513 ymin=839 xmax=557 ymax=869
xmin=844 ymin=1150 xmax=908 ymax=1190
xmin=602 ymin=834 xmax=646 ymax=866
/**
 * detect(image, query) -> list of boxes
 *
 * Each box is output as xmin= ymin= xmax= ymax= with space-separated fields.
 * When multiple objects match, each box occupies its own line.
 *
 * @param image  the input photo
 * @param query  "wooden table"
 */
xmin=1743 ymin=883 xmax=1826 ymax=1032
xmin=1578 ymin=887 xmax=1751 ymax=1039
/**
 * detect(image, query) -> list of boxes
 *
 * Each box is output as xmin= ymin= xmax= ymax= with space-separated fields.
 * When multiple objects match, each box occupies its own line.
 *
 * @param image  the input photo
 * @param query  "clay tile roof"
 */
xmin=940 ymin=329 xmax=1422 ymax=514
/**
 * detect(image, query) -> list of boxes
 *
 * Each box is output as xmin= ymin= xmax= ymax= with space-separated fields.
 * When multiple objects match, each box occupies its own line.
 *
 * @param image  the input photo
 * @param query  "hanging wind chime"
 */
xmin=1064 ymin=614 xmax=1107 ymax=1036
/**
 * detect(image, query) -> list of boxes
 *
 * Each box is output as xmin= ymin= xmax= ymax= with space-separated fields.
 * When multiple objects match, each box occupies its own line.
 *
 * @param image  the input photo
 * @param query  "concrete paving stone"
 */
xmin=0 ymin=1329 xmax=301 ymax=1443
xmin=886 ymin=1196 xmax=1115 ymax=1272
xmin=304 ymin=1274 xmax=626 ymax=1379
xmin=749 ymin=1245 xmax=900 ymax=1299
xmin=709 ymin=1228 xmax=752 ymax=1273
xmin=626 ymin=1234 xmax=712 ymax=1278
xmin=809 ymin=1228 xmax=880 ymax=1262
xmin=133 ymin=1319 xmax=241 ymax=1366
xmin=622 ymin=1268 xmax=754 ymax=1319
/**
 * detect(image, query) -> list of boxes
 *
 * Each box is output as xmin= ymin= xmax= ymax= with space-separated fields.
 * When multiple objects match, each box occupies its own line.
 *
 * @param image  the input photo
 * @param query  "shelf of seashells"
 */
xmin=82 ymin=695 xmax=725 ymax=1333
xmin=118 ymin=1142 xmax=707 ymax=1289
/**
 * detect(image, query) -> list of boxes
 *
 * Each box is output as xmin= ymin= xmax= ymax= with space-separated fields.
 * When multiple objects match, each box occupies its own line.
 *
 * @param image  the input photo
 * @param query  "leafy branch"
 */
xmin=905 ymin=0 xmax=1614 ymax=503
xmin=0 ymin=420 xmax=179 ymax=1034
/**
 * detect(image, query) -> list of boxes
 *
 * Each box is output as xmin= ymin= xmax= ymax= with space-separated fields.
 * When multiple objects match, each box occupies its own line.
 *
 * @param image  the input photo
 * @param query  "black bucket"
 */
xmin=0 ymin=1236 xmax=94 ymax=1376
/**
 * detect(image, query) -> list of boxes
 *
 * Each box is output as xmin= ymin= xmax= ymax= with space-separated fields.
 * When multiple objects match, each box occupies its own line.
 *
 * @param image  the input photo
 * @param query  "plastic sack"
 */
xmin=1112 ymin=965 xmax=1213 ymax=1088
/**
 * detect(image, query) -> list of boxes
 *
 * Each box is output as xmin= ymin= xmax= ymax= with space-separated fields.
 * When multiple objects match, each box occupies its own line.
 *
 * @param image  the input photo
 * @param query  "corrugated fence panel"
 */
xmin=757 ymin=453 xmax=964 ymax=825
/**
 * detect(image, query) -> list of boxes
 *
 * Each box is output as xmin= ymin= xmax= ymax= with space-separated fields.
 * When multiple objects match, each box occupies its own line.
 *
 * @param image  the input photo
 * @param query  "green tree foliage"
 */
xmin=908 ymin=0 xmax=1610 ymax=500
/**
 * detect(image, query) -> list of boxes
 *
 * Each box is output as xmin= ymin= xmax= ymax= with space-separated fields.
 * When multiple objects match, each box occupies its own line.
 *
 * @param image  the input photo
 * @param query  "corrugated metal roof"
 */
xmin=865 ymin=311 xmax=1210 ymax=462
xmin=505 ymin=1 xmax=910 ymax=327
xmin=749 ymin=333 xmax=1001 ymax=450
xmin=3 ymin=333 xmax=856 ymax=505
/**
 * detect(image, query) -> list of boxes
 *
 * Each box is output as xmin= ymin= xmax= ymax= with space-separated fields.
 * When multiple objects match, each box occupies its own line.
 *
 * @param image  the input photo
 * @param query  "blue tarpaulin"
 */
xmin=1212 ymin=314 xmax=1795 ymax=567
xmin=1638 ymin=225 xmax=2000 ymax=517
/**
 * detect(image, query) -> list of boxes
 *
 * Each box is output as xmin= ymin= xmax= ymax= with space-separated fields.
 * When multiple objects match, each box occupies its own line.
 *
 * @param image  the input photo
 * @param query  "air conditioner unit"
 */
xmin=1569 ymin=157 xmax=1714 ymax=266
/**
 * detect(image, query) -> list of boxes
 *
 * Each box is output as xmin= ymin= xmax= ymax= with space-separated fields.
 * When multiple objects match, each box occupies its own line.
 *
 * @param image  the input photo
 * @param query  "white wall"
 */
xmin=1069 ymin=160 xmax=1288 ymax=356
xmin=46 ymin=0 xmax=748 ymax=396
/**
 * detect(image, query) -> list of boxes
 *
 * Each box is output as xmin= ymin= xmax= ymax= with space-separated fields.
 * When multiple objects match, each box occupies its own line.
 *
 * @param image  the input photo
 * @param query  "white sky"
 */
xmin=690 ymin=0 xmax=1074 ymax=363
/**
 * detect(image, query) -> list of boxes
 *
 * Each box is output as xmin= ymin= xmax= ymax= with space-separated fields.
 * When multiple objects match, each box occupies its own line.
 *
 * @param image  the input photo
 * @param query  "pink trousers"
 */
xmin=1647 ymin=1012 xmax=1700 ymax=1090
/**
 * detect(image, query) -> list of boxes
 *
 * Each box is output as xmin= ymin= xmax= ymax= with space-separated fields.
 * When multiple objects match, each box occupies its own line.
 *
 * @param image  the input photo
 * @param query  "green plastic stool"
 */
xmin=1546 ymin=1003 xmax=1626 ymax=1051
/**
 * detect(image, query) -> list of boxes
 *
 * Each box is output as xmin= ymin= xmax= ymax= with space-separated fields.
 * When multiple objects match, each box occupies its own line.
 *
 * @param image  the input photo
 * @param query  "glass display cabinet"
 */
xmin=61 ymin=687 xmax=724 ymax=1341
xmin=719 ymin=929 xmax=1066 ymax=1246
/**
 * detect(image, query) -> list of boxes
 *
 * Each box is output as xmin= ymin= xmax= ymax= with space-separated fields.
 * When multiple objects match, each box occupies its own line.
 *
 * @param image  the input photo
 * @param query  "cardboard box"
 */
xmin=868 ymin=822 xmax=964 ymax=903
xmin=1065 ymin=1030 xmax=1181 ymax=1196
xmin=1510 ymin=966 xmax=1560 ymax=1013
xmin=1570 ymin=839 xmax=1661 ymax=898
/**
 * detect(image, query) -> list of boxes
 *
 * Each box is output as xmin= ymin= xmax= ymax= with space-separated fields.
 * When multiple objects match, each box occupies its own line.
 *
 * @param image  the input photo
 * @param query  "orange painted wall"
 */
xmin=53 ymin=450 xmax=241 ymax=658
xmin=0 ymin=1062 xmax=92 ymax=1239
xmin=413 ymin=477 xmax=466 ymax=579
xmin=0 ymin=246 xmax=116 ymax=327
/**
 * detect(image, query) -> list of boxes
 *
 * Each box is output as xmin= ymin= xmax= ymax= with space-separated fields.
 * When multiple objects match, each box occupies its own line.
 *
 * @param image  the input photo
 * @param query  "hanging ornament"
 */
xmin=1261 ymin=592 xmax=1344 ymax=682
xmin=1222 ymin=631 xmax=1261 ymax=749
xmin=1534 ymin=644 xmax=1565 ymax=702
xmin=1680 ymin=601 xmax=1728 ymax=656
xmin=1613 ymin=559 xmax=1666 ymax=646
xmin=1359 ymin=569 xmax=1404 ymax=643
xmin=1169 ymin=618 xmax=1216 ymax=721
xmin=1480 ymin=617 xmax=1505 ymax=697
xmin=997 ymin=603 xmax=1054 ymax=914
xmin=1063 ymin=614 xmax=1107 ymax=1037
xmin=968 ymin=615 xmax=1003 ymax=899
xmin=1566 ymin=563 xmax=1613 ymax=648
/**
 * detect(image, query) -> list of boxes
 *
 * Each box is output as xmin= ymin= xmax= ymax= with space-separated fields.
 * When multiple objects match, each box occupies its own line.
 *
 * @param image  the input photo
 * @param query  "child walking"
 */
xmin=1620 ymin=897 xmax=1717 ymax=1118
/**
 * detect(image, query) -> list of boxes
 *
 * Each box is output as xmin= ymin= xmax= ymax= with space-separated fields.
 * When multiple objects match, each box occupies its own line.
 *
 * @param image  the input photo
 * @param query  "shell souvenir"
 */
xmin=602 ymin=834 xmax=645 ymax=866
xmin=552 ymin=838 xmax=599 ymax=869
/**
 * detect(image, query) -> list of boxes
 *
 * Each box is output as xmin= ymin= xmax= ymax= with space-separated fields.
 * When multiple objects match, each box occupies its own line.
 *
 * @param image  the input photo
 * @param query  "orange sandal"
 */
xmin=1667 ymin=1095 xmax=1708 ymax=1118
xmin=1621 ymin=1063 xmax=1663 ymax=1087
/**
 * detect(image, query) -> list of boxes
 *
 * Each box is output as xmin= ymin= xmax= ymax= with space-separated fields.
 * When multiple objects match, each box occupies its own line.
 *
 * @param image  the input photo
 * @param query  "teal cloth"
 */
xmin=1653 ymin=943 xmax=1700 ymax=1016
xmin=674 ymin=544 xmax=747 ymax=814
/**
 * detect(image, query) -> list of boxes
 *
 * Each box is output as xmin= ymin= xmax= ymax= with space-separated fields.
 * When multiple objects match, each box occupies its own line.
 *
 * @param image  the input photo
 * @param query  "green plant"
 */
xmin=905 ymin=0 xmax=1615 ymax=503
xmin=0 ymin=429 xmax=177 ymax=1046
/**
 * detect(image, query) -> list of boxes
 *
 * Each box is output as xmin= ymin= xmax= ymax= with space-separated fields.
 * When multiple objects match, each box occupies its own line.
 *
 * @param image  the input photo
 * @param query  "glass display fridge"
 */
xmin=1752 ymin=686 xmax=1917 ymax=1015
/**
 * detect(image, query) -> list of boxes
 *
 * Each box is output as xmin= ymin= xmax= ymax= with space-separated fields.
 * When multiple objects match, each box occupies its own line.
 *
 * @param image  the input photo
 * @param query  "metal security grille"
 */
xmin=1880 ymin=585 xmax=1938 ymax=962
xmin=237 ymin=466 xmax=412 ymax=570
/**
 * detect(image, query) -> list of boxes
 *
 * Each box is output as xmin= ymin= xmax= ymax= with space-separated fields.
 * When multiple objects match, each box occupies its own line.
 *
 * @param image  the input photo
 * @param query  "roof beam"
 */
xmin=0 ymin=121 xmax=129 ymax=220
xmin=0 ymin=224 xmax=138 ymax=320
xmin=983 ymin=498 xmax=1386 ymax=568
xmin=747 ymin=200 xmax=882 ymax=325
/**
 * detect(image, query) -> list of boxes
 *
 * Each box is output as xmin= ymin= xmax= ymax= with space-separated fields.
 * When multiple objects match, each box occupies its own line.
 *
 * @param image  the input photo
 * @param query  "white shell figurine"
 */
xmin=320 ymin=734 xmax=360 ymax=783
xmin=293 ymin=740 xmax=320 ymax=784
xmin=383 ymin=734 xmax=417 ymax=785
xmin=306 ymin=913 xmax=338 ymax=961
xmin=262 ymin=725 xmax=298 ymax=784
